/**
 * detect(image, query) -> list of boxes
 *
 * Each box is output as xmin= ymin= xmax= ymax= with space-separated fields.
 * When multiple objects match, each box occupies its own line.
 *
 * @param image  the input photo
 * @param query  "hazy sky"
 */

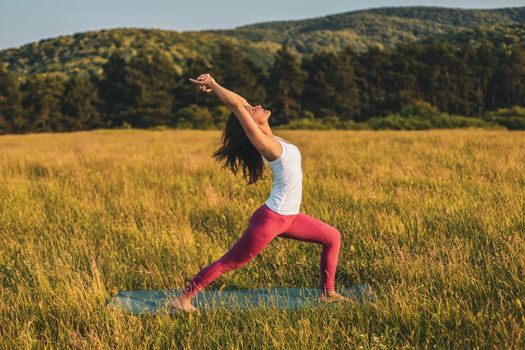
xmin=1 ymin=0 xmax=523 ymax=50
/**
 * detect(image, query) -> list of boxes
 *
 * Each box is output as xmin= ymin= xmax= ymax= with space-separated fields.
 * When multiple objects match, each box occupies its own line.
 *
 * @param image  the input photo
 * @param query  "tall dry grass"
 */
xmin=0 ymin=129 xmax=524 ymax=349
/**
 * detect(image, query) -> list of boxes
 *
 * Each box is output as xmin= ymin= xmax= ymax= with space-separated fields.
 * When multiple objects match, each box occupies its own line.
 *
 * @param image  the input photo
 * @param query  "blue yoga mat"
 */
xmin=105 ymin=284 xmax=375 ymax=314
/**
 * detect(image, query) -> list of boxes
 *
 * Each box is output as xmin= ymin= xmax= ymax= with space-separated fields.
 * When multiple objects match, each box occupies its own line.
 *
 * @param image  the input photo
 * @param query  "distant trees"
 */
xmin=98 ymin=47 xmax=179 ymax=128
xmin=492 ymin=49 xmax=525 ymax=109
xmin=172 ymin=43 xmax=268 ymax=121
xmin=1 ymin=41 xmax=525 ymax=134
xmin=61 ymin=73 xmax=102 ymax=130
xmin=302 ymin=48 xmax=359 ymax=120
xmin=21 ymin=73 xmax=65 ymax=132
xmin=267 ymin=45 xmax=305 ymax=124
xmin=97 ymin=52 xmax=135 ymax=127
xmin=354 ymin=46 xmax=389 ymax=120
xmin=212 ymin=42 xmax=266 ymax=105
xmin=483 ymin=106 xmax=525 ymax=130
xmin=172 ymin=56 xmax=213 ymax=111
xmin=176 ymin=104 xmax=215 ymax=129
xmin=0 ymin=65 xmax=23 ymax=133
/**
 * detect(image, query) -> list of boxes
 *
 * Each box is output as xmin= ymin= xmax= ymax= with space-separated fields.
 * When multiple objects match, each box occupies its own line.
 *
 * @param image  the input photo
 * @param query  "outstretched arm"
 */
xmin=190 ymin=74 xmax=251 ymax=107
xmin=189 ymin=74 xmax=280 ymax=160
xmin=228 ymin=89 xmax=251 ymax=107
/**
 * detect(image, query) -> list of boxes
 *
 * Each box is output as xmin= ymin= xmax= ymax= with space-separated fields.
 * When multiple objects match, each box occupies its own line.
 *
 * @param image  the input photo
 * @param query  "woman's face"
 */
xmin=245 ymin=105 xmax=271 ymax=124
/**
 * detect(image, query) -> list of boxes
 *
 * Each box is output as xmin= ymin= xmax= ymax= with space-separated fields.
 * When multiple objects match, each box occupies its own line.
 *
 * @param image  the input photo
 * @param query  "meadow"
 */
xmin=0 ymin=129 xmax=524 ymax=349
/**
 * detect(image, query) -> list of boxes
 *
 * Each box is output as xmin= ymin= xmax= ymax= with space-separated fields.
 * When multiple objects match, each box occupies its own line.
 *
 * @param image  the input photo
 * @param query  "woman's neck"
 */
xmin=258 ymin=122 xmax=274 ymax=138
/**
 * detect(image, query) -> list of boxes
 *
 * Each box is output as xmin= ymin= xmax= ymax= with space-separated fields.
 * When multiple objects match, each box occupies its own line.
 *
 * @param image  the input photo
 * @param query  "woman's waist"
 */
xmin=268 ymin=183 xmax=302 ymax=194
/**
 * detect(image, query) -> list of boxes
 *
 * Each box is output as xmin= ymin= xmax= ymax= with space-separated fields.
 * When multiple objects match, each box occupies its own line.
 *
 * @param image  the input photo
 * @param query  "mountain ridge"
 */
xmin=232 ymin=6 xmax=525 ymax=30
xmin=1 ymin=6 xmax=524 ymax=76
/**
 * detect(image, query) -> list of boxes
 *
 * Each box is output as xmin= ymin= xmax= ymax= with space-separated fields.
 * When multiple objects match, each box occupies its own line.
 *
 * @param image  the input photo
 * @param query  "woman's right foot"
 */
xmin=318 ymin=290 xmax=352 ymax=303
xmin=167 ymin=296 xmax=197 ymax=313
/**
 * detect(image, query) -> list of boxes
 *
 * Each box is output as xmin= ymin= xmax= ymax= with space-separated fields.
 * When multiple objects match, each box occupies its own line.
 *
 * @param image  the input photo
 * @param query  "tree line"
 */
xmin=1 ymin=41 xmax=524 ymax=134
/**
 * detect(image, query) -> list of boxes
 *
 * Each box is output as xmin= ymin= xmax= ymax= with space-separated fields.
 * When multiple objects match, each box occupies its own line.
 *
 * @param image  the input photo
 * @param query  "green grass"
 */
xmin=1 ymin=129 xmax=524 ymax=349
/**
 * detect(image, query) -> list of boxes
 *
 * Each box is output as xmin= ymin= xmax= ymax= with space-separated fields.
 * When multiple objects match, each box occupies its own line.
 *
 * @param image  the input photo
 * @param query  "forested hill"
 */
xmin=223 ymin=6 xmax=525 ymax=53
xmin=1 ymin=6 xmax=524 ymax=76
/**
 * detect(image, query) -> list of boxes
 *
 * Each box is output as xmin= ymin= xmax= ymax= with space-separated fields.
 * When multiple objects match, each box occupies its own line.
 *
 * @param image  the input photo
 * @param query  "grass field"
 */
xmin=1 ymin=129 xmax=524 ymax=349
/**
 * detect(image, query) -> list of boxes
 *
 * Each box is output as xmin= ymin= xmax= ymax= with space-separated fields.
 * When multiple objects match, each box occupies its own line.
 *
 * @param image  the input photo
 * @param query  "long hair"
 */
xmin=212 ymin=113 xmax=265 ymax=185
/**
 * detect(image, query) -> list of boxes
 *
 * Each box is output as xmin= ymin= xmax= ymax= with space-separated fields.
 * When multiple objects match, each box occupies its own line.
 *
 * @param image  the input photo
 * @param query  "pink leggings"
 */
xmin=181 ymin=203 xmax=341 ymax=299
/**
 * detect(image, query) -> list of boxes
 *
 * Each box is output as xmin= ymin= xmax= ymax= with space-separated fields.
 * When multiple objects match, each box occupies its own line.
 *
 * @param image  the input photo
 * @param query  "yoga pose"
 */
xmin=169 ymin=74 xmax=347 ymax=312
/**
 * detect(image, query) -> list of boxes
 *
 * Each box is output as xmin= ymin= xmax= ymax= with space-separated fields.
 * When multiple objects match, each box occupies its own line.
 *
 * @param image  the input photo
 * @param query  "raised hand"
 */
xmin=189 ymin=74 xmax=217 ymax=93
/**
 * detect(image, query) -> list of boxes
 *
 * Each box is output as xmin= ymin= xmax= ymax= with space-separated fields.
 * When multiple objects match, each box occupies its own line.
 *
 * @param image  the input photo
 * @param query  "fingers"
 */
xmin=189 ymin=78 xmax=207 ymax=85
xmin=190 ymin=77 xmax=209 ymax=84
xmin=197 ymin=74 xmax=213 ymax=82
xmin=189 ymin=74 xmax=214 ymax=88
xmin=190 ymin=80 xmax=211 ymax=92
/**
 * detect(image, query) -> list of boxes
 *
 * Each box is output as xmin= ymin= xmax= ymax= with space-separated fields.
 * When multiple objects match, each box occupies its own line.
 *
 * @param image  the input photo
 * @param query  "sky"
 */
xmin=1 ymin=0 xmax=523 ymax=50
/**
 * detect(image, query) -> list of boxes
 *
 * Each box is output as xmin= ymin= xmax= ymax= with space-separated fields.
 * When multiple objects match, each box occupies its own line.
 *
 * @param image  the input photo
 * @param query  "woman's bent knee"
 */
xmin=217 ymin=255 xmax=250 ymax=272
xmin=325 ymin=227 xmax=341 ymax=246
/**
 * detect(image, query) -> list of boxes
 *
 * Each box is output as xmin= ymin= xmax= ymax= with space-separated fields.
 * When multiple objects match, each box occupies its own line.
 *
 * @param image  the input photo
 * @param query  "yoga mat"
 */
xmin=104 ymin=284 xmax=375 ymax=314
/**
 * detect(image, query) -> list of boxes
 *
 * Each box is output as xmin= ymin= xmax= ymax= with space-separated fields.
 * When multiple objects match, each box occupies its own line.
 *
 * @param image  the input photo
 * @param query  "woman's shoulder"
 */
xmin=274 ymin=135 xmax=290 ymax=144
xmin=274 ymin=136 xmax=299 ymax=152
xmin=264 ymin=137 xmax=288 ymax=164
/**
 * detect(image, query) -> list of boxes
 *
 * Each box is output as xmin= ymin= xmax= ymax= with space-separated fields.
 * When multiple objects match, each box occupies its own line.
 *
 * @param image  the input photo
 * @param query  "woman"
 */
xmin=169 ymin=74 xmax=348 ymax=312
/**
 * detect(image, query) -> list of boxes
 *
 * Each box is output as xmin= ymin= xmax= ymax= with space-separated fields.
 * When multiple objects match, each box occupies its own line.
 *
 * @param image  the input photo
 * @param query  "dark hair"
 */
xmin=212 ymin=113 xmax=265 ymax=185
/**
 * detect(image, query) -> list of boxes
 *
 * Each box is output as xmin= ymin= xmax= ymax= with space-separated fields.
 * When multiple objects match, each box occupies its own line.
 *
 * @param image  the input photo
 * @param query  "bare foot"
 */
xmin=318 ymin=290 xmax=352 ymax=304
xmin=167 ymin=296 xmax=197 ymax=313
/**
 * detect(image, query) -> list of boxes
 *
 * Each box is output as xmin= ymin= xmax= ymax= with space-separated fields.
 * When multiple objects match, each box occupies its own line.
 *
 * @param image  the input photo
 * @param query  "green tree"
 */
xmin=484 ymin=106 xmax=525 ymax=130
xmin=61 ymin=73 xmax=103 ymax=130
xmin=126 ymin=47 xmax=179 ymax=127
xmin=302 ymin=49 xmax=359 ymax=120
xmin=354 ymin=45 xmax=389 ymax=120
xmin=493 ymin=48 xmax=525 ymax=109
xmin=98 ymin=51 xmax=135 ymax=127
xmin=176 ymin=104 xmax=215 ymax=129
xmin=98 ymin=48 xmax=179 ymax=128
xmin=173 ymin=57 xmax=214 ymax=111
xmin=21 ymin=73 xmax=65 ymax=132
xmin=382 ymin=44 xmax=422 ymax=114
xmin=266 ymin=45 xmax=306 ymax=124
xmin=212 ymin=42 xmax=266 ymax=105
xmin=0 ymin=65 xmax=24 ymax=133
xmin=211 ymin=105 xmax=231 ymax=129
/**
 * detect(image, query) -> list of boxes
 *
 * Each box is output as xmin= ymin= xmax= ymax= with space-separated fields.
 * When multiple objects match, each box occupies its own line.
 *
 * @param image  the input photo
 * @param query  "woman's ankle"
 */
xmin=178 ymin=294 xmax=193 ymax=302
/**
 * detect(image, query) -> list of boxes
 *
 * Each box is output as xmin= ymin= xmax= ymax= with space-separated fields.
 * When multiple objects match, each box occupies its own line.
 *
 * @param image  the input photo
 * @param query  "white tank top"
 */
xmin=262 ymin=135 xmax=303 ymax=215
